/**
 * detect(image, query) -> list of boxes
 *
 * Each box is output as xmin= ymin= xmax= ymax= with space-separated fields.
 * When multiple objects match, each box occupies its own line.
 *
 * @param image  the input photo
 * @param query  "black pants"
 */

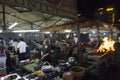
xmin=19 ymin=52 xmax=26 ymax=61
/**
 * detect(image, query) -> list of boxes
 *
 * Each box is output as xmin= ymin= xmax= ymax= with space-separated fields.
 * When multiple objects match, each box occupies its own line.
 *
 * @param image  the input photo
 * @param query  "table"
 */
xmin=22 ymin=63 xmax=37 ymax=72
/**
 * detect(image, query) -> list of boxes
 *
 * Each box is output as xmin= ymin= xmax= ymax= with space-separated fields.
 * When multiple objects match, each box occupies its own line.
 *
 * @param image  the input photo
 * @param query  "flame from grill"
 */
xmin=97 ymin=36 xmax=115 ymax=53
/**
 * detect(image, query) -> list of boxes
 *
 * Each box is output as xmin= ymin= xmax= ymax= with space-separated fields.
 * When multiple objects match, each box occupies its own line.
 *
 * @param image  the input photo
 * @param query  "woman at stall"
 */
xmin=41 ymin=39 xmax=52 ymax=63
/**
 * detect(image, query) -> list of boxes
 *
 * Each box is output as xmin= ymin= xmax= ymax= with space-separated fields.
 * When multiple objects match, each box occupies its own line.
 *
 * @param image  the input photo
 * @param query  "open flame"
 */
xmin=97 ymin=36 xmax=115 ymax=53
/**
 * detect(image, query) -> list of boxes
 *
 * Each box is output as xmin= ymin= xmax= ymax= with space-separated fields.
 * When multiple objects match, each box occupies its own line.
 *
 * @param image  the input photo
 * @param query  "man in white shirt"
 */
xmin=17 ymin=38 xmax=27 ymax=60
xmin=13 ymin=39 xmax=18 ymax=53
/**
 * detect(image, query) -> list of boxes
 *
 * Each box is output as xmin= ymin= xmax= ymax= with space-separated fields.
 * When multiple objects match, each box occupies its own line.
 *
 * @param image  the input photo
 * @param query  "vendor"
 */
xmin=41 ymin=40 xmax=52 ymax=63
xmin=31 ymin=48 xmax=41 ymax=59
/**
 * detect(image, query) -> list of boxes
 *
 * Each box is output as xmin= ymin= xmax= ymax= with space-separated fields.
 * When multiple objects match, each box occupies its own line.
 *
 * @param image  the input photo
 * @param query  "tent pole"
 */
xmin=2 ymin=5 xmax=6 ymax=30
xmin=76 ymin=21 xmax=83 ymax=64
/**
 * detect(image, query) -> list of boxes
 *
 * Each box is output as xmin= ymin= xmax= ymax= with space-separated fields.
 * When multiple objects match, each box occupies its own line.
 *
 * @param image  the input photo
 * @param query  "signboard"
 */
xmin=0 ymin=0 xmax=78 ymax=20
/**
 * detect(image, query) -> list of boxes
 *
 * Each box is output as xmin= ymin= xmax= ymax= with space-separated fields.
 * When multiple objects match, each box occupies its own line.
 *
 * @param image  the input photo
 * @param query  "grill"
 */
xmin=83 ymin=49 xmax=115 ymax=78
xmin=84 ymin=50 xmax=113 ymax=63
xmin=81 ymin=37 xmax=118 ymax=79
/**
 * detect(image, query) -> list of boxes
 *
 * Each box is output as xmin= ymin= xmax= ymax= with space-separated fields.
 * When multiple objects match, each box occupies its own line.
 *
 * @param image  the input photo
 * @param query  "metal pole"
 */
xmin=110 ymin=13 xmax=115 ymax=38
xmin=76 ymin=21 xmax=84 ymax=64
xmin=76 ymin=22 xmax=81 ymax=44
xmin=2 ymin=5 xmax=6 ymax=30
xmin=30 ymin=23 xmax=34 ymax=40
xmin=110 ymin=25 xmax=113 ymax=38
xmin=96 ymin=25 xmax=100 ymax=44
xmin=106 ymin=8 xmax=114 ymax=38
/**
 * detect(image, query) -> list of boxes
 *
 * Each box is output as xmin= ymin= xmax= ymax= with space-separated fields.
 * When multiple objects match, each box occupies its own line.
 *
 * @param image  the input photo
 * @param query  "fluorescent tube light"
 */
xmin=44 ymin=32 xmax=50 ymax=34
xmin=64 ymin=29 xmax=71 ymax=33
xmin=8 ymin=22 xmax=18 ymax=29
xmin=0 ymin=30 xmax=2 ymax=33
xmin=12 ymin=30 xmax=39 ymax=33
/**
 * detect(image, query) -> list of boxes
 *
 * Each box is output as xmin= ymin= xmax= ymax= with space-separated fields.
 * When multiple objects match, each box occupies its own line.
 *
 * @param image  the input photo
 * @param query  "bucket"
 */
xmin=70 ymin=66 xmax=85 ymax=79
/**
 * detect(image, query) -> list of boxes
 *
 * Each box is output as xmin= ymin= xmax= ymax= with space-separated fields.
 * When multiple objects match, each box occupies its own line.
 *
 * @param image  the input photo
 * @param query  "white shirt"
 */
xmin=17 ymin=41 xmax=27 ymax=53
xmin=9 ymin=40 xmax=14 ymax=46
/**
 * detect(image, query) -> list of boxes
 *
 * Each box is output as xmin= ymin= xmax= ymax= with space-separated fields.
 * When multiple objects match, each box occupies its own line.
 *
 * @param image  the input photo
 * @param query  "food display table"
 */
xmin=22 ymin=63 xmax=36 ymax=72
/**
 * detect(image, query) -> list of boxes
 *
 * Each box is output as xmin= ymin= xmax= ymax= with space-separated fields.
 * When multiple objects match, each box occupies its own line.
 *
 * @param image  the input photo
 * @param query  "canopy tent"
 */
xmin=42 ymin=20 xmax=118 ymax=34
xmin=0 ymin=0 xmax=118 ymax=34
xmin=0 ymin=5 xmax=74 ymax=31
xmin=0 ymin=0 xmax=77 ymax=32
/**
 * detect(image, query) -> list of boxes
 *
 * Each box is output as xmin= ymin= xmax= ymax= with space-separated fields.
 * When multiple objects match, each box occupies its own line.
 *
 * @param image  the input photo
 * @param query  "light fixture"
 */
xmin=89 ymin=34 xmax=92 ymax=37
xmin=0 ymin=30 xmax=2 ymax=33
xmin=8 ymin=22 xmax=18 ymax=29
xmin=103 ymin=33 xmax=106 ymax=35
xmin=66 ymin=34 xmax=69 ymax=38
xmin=44 ymin=32 xmax=50 ymax=34
xmin=64 ymin=29 xmax=71 ymax=33
xmin=118 ymin=19 xmax=120 ymax=22
xmin=50 ymin=34 xmax=52 ymax=37
xmin=103 ymin=24 xmax=108 ymax=29
xmin=106 ymin=8 xmax=114 ymax=12
xmin=73 ymin=33 xmax=76 ymax=36
xmin=12 ymin=30 xmax=39 ymax=33
xmin=83 ymin=32 xmax=87 ymax=34
xmin=19 ymin=33 xmax=22 ymax=36
xmin=92 ymin=31 xmax=96 ymax=33
xmin=98 ymin=8 xmax=103 ymax=11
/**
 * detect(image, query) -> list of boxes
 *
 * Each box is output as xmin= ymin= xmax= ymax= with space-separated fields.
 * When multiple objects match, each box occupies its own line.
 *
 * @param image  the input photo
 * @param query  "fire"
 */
xmin=97 ymin=36 xmax=115 ymax=53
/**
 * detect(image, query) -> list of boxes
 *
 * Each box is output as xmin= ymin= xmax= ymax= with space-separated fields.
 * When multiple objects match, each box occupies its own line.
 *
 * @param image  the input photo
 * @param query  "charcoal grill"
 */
xmin=83 ymin=49 xmax=115 ymax=77
xmin=85 ymin=52 xmax=112 ymax=63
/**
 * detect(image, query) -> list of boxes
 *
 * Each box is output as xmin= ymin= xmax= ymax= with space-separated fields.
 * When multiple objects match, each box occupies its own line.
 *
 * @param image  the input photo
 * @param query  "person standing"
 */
xmin=42 ymin=40 xmax=52 ymax=63
xmin=13 ymin=39 xmax=18 ymax=53
xmin=0 ymin=38 xmax=6 ymax=48
xmin=8 ymin=37 xmax=14 ymax=52
xmin=17 ymin=38 xmax=27 ymax=61
xmin=0 ymin=46 xmax=7 ymax=73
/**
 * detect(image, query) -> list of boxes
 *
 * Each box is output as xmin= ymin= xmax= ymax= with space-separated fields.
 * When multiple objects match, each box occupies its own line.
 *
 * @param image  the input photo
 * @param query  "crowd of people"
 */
xmin=0 ymin=36 xmax=97 ymax=74
xmin=0 ymin=37 xmax=28 ymax=73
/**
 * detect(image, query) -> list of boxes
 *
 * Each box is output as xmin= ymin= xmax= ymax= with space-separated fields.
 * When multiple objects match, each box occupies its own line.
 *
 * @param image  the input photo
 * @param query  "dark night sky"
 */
xmin=77 ymin=0 xmax=119 ymax=19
